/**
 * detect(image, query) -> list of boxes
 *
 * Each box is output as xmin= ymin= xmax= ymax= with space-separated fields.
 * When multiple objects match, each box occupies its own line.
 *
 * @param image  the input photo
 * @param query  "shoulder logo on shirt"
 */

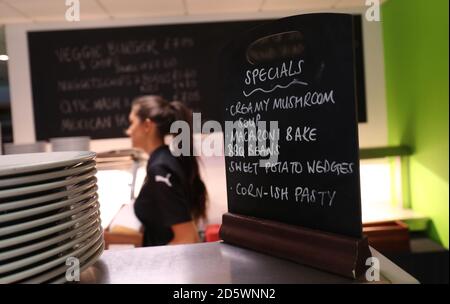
xmin=155 ymin=173 xmax=172 ymax=187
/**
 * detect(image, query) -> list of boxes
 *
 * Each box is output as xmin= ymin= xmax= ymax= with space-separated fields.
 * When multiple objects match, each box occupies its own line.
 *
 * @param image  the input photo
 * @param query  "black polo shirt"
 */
xmin=134 ymin=145 xmax=192 ymax=246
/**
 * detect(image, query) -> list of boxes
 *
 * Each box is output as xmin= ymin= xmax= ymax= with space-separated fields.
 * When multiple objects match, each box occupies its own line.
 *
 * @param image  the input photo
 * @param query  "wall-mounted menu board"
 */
xmin=221 ymin=13 xmax=363 ymax=238
xmin=27 ymin=17 xmax=366 ymax=141
xmin=27 ymin=20 xmax=268 ymax=140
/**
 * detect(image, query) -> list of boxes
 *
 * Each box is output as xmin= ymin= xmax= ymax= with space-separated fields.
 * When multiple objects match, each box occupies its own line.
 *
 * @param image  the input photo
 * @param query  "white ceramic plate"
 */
xmin=0 ymin=229 xmax=103 ymax=283
xmin=0 ymin=185 xmax=98 ymax=223
xmin=48 ymin=240 xmax=104 ymax=284
xmin=0 ymin=196 xmax=98 ymax=237
xmin=0 ymin=218 xmax=100 ymax=262
xmin=3 ymin=142 xmax=47 ymax=155
xmin=0 ymin=151 xmax=96 ymax=178
xmin=0 ymin=178 xmax=97 ymax=212
xmin=52 ymin=146 xmax=91 ymax=152
xmin=0 ymin=203 xmax=100 ymax=249
xmin=0 ymin=223 xmax=101 ymax=275
xmin=0 ymin=160 xmax=96 ymax=189
xmin=0 ymin=169 xmax=97 ymax=200
xmin=24 ymin=237 xmax=104 ymax=284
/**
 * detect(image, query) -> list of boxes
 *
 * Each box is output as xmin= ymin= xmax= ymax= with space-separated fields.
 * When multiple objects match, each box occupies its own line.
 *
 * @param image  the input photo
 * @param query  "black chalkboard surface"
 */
xmin=221 ymin=13 xmax=363 ymax=238
xmin=27 ymin=20 xmax=267 ymax=140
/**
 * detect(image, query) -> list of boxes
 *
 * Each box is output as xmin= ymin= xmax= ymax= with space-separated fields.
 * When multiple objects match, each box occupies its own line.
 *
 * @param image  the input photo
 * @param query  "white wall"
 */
xmin=358 ymin=16 xmax=388 ymax=148
xmin=5 ymin=9 xmax=388 ymax=224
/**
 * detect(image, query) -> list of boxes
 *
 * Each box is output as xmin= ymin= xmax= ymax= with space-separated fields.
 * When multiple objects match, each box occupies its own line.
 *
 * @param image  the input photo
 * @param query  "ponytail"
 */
xmin=132 ymin=95 xmax=208 ymax=221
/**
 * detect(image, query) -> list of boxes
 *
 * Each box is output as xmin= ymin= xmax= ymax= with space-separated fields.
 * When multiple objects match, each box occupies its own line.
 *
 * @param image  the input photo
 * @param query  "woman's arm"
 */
xmin=169 ymin=221 xmax=200 ymax=245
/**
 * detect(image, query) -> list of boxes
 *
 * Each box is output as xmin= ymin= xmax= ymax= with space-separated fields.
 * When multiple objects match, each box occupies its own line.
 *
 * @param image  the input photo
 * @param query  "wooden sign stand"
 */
xmin=220 ymin=212 xmax=372 ymax=279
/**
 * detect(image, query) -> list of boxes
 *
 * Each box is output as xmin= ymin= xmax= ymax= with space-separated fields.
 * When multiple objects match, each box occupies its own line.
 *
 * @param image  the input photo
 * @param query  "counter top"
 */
xmin=80 ymin=242 xmax=419 ymax=284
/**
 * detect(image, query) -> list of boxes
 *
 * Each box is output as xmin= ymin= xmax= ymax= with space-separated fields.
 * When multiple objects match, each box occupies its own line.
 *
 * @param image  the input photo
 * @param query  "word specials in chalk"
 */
xmin=233 ymin=183 xmax=337 ymax=207
xmin=244 ymin=59 xmax=304 ymax=86
xmin=228 ymin=159 xmax=355 ymax=176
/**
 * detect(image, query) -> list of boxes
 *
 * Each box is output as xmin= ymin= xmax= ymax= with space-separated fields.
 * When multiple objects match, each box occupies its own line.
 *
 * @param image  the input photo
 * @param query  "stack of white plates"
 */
xmin=0 ymin=151 xmax=103 ymax=284
xmin=50 ymin=137 xmax=90 ymax=152
xmin=3 ymin=142 xmax=47 ymax=155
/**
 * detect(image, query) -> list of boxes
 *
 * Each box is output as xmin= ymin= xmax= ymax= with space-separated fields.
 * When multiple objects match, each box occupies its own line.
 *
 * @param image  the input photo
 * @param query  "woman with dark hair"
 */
xmin=126 ymin=95 xmax=207 ymax=246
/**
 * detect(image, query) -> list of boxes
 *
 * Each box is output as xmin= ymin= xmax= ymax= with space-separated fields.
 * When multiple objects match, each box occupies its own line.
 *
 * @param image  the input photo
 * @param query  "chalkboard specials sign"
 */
xmin=219 ymin=14 xmax=372 ymax=278
xmin=221 ymin=13 xmax=363 ymax=239
xmin=27 ymin=20 xmax=267 ymax=140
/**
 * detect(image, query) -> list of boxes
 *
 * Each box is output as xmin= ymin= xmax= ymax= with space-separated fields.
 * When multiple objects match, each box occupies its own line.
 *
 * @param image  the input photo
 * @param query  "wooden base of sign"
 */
xmin=219 ymin=212 xmax=372 ymax=279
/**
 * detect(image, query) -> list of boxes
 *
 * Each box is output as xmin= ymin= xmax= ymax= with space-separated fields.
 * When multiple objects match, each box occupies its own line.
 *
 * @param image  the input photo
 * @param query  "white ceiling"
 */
xmin=0 ymin=0 xmax=379 ymax=24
